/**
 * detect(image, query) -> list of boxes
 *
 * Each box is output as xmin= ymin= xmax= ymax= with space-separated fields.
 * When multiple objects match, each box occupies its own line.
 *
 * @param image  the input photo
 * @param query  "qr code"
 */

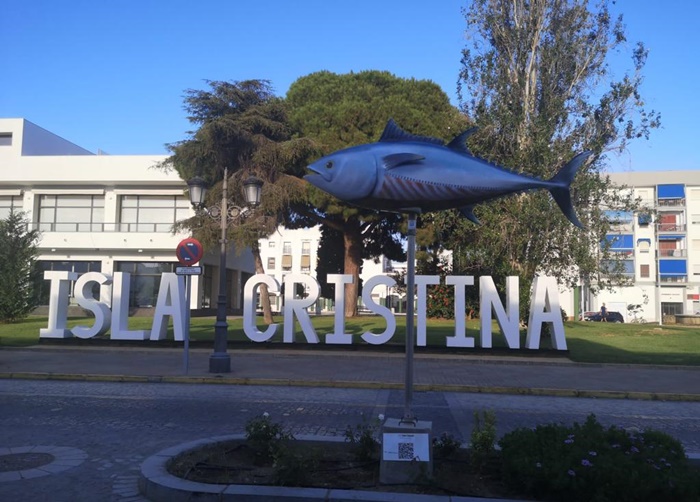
xmin=398 ymin=442 xmax=414 ymax=460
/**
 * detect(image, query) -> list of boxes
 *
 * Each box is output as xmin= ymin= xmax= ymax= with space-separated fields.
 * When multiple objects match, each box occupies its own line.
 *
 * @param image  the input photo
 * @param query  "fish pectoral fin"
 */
xmin=446 ymin=127 xmax=478 ymax=154
xmin=382 ymin=153 xmax=425 ymax=170
xmin=459 ymin=205 xmax=481 ymax=225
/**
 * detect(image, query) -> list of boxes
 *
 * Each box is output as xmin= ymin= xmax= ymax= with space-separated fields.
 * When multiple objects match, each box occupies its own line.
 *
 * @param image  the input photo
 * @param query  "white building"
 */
xmin=557 ymin=171 xmax=700 ymax=323
xmin=0 ymin=119 xmax=255 ymax=313
xmin=258 ymin=225 xmax=405 ymax=312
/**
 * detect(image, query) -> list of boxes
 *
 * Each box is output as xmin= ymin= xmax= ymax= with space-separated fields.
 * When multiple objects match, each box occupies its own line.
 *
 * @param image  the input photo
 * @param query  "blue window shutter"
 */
xmin=605 ymin=234 xmax=633 ymax=249
xmin=659 ymin=260 xmax=687 ymax=275
xmin=657 ymin=184 xmax=685 ymax=198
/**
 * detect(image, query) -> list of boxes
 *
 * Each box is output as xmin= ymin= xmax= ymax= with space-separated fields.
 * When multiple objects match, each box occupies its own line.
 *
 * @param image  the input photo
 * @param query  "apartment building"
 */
xmin=576 ymin=171 xmax=700 ymax=323
xmin=258 ymin=225 xmax=404 ymax=311
xmin=0 ymin=119 xmax=255 ymax=313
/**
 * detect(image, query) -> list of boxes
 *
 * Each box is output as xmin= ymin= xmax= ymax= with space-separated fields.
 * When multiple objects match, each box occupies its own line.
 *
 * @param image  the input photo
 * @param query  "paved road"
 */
xmin=1 ymin=379 xmax=699 ymax=501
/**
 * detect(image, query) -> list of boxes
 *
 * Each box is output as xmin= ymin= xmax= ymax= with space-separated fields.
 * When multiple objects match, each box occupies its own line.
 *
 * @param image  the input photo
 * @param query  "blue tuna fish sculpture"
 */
xmin=304 ymin=119 xmax=591 ymax=228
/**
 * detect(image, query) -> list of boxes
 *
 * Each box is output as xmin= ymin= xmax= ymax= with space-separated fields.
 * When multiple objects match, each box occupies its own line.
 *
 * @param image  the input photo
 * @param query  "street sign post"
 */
xmin=176 ymin=238 xmax=203 ymax=375
xmin=176 ymin=238 xmax=204 ymax=266
xmin=175 ymin=266 xmax=202 ymax=275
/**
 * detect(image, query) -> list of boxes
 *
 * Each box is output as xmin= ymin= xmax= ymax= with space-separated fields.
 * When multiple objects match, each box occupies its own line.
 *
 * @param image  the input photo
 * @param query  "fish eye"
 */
xmin=325 ymin=161 xmax=333 ymax=169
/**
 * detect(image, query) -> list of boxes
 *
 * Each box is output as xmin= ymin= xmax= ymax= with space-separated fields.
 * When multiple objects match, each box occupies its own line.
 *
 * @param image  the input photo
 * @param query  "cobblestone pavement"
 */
xmin=1 ymin=380 xmax=699 ymax=501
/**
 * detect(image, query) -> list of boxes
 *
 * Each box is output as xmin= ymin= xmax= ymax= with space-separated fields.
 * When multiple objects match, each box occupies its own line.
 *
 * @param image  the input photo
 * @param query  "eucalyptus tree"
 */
xmin=449 ymin=0 xmax=659 ymax=307
xmin=286 ymin=70 xmax=468 ymax=316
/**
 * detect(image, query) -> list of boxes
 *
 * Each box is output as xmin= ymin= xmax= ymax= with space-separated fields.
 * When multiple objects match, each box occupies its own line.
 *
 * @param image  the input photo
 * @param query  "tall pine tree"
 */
xmin=0 ymin=212 xmax=42 ymax=322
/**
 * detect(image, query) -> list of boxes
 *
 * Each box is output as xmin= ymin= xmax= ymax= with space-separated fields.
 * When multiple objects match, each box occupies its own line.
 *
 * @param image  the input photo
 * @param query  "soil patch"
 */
xmin=0 ymin=453 xmax=54 ymax=472
xmin=167 ymin=439 xmax=524 ymax=498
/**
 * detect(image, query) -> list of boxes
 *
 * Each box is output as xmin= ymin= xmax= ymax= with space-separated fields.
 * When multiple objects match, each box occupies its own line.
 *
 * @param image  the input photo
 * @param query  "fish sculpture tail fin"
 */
xmin=549 ymin=151 xmax=593 ymax=229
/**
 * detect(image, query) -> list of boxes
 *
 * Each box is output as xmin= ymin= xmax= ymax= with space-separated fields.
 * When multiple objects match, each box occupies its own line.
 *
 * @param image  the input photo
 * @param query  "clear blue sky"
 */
xmin=2 ymin=1 xmax=698 ymax=172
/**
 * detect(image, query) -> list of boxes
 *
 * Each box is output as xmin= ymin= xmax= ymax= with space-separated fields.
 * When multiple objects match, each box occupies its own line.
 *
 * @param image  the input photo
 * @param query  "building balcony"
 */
xmin=658 ymin=249 xmax=687 ymax=258
xmin=657 ymin=198 xmax=686 ymax=208
xmin=29 ymin=222 xmax=176 ymax=233
xmin=657 ymin=223 xmax=686 ymax=232
xmin=660 ymin=276 xmax=687 ymax=284
xmin=33 ymin=221 xmax=188 ymax=251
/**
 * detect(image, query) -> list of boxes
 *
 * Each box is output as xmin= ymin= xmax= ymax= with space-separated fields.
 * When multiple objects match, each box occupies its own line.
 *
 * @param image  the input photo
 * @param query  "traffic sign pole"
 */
xmin=175 ymin=238 xmax=203 ymax=375
xmin=183 ymin=275 xmax=191 ymax=375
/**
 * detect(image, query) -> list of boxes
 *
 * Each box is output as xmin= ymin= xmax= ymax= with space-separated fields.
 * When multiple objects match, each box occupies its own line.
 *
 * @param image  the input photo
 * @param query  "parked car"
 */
xmin=586 ymin=311 xmax=625 ymax=323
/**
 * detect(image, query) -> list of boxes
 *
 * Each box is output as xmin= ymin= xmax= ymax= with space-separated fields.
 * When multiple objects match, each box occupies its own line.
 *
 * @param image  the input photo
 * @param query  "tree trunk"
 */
xmin=251 ymin=245 xmax=274 ymax=324
xmin=343 ymin=227 xmax=363 ymax=318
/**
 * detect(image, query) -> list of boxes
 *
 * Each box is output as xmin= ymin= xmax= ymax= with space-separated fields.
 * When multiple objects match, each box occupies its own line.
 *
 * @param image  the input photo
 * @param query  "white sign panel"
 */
xmin=383 ymin=432 xmax=430 ymax=462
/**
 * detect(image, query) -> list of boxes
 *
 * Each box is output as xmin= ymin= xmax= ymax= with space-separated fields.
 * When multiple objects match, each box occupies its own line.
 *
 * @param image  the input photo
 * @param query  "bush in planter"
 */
xmin=245 ymin=412 xmax=294 ymax=464
xmin=499 ymin=414 xmax=699 ymax=501
xmin=344 ymin=413 xmax=383 ymax=462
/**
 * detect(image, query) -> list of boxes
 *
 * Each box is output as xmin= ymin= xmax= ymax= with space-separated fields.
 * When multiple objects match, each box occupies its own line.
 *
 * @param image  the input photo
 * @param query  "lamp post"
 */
xmin=187 ymin=167 xmax=263 ymax=373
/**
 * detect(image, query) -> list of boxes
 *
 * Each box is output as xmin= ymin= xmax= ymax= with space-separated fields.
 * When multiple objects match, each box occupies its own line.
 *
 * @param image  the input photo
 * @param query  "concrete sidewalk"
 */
xmin=1 ymin=345 xmax=698 ymax=401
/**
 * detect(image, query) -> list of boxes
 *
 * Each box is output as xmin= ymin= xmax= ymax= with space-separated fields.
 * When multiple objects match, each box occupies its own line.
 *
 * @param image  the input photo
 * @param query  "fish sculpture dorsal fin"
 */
xmin=379 ymin=119 xmax=444 ymax=146
xmin=447 ymin=127 xmax=478 ymax=154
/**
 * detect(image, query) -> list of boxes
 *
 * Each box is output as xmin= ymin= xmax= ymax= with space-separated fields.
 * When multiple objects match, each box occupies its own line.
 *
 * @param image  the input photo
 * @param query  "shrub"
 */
xmin=470 ymin=409 xmax=497 ymax=469
xmin=499 ymin=414 xmax=699 ymax=501
xmin=271 ymin=443 xmax=320 ymax=486
xmin=433 ymin=432 xmax=462 ymax=459
xmin=245 ymin=412 xmax=294 ymax=464
xmin=344 ymin=413 xmax=383 ymax=462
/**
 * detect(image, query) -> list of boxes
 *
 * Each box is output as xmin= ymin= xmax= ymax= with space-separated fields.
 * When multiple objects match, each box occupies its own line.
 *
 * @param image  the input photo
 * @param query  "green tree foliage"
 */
xmin=286 ymin=70 xmax=468 ymax=316
xmin=448 ymin=0 xmax=660 ymax=309
xmin=163 ymin=80 xmax=316 ymax=323
xmin=314 ymin=223 xmax=345 ymax=299
xmin=0 ymin=212 xmax=41 ymax=322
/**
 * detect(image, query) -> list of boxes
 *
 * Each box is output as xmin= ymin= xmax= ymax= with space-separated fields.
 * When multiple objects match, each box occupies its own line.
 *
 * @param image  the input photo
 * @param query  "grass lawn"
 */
xmin=1 ymin=315 xmax=699 ymax=366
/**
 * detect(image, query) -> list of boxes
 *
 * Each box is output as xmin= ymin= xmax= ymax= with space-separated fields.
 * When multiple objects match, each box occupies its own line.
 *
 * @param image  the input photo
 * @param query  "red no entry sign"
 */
xmin=176 ymin=238 xmax=204 ymax=266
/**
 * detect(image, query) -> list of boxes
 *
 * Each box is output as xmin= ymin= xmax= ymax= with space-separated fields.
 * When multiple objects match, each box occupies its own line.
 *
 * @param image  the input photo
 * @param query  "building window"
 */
xmin=282 ymin=241 xmax=292 ymax=255
xmin=268 ymin=241 xmax=275 ymax=248
xmin=0 ymin=196 xmax=22 ymax=220
xmin=659 ymin=259 xmax=687 ymax=283
xmin=268 ymin=257 xmax=276 ymax=270
xmin=604 ymin=210 xmax=633 ymax=226
xmin=115 ymin=262 xmax=176 ymax=308
xmin=640 ymin=264 xmax=650 ymax=278
xmin=637 ymin=239 xmax=650 ymax=253
xmin=38 ymin=260 xmax=102 ymax=305
xmin=637 ymin=213 xmax=651 ymax=226
xmin=603 ymin=234 xmax=633 ymax=255
xmin=0 ymin=133 xmax=11 ymax=146
xmin=661 ymin=302 xmax=683 ymax=316
xmin=119 ymin=195 xmax=189 ymax=232
xmin=281 ymin=255 xmax=292 ymax=272
xmin=601 ymin=259 xmax=634 ymax=277
xmin=300 ymin=240 xmax=311 ymax=272
xmin=38 ymin=195 xmax=104 ymax=232
xmin=202 ymin=266 xmax=212 ymax=308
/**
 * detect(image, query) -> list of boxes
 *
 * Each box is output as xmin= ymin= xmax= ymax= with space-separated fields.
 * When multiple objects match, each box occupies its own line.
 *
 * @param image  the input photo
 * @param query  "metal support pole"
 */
xmin=403 ymin=212 xmax=417 ymax=422
xmin=210 ymin=167 xmax=231 ymax=373
xmin=183 ymin=275 xmax=191 ymax=375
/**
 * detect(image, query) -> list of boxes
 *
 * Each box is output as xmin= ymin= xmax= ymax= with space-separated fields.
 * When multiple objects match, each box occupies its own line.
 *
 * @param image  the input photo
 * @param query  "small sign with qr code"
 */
xmin=382 ymin=433 xmax=430 ymax=462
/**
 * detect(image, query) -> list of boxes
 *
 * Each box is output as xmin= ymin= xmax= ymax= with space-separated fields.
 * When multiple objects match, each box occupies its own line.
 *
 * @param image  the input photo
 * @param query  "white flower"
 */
xmin=262 ymin=412 xmax=270 ymax=418
xmin=378 ymin=414 xmax=385 ymax=421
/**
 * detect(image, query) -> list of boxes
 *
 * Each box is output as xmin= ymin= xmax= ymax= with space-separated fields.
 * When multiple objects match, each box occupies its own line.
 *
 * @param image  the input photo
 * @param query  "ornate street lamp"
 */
xmin=186 ymin=168 xmax=264 ymax=373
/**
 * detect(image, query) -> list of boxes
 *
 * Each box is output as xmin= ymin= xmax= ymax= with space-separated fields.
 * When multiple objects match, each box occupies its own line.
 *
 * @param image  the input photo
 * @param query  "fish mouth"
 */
xmin=305 ymin=164 xmax=333 ymax=182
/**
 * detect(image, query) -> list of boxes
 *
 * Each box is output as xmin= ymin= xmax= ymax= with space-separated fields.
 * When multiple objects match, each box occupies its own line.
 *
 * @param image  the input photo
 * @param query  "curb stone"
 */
xmin=138 ymin=435 xmax=526 ymax=502
xmin=1 ymin=371 xmax=699 ymax=402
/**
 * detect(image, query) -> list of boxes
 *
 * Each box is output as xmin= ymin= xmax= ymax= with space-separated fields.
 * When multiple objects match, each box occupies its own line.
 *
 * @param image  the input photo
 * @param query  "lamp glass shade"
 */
xmin=243 ymin=176 xmax=264 ymax=207
xmin=186 ymin=176 xmax=208 ymax=207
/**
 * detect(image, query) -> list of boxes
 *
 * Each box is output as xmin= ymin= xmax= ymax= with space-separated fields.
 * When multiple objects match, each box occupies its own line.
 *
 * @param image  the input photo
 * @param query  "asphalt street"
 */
xmin=1 ymin=379 xmax=699 ymax=501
